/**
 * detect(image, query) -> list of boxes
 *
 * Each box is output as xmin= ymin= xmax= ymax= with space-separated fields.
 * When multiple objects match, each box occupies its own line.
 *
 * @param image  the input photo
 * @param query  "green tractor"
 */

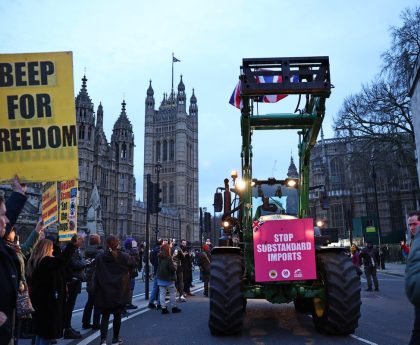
xmin=209 ymin=57 xmax=361 ymax=336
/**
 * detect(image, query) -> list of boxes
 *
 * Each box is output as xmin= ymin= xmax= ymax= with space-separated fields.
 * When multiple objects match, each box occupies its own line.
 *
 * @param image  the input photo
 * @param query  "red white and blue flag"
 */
xmin=229 ymin=73 xmax=299 ymax=109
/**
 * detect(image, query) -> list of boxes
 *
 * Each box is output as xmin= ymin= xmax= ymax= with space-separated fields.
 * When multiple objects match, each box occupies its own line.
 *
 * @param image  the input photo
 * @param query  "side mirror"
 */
xmin=214 ymin=192 xmax=223 ymax=212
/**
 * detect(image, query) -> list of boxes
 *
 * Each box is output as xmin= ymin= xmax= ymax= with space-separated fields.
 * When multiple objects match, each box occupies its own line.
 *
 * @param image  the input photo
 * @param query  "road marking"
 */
xmin=307 ymin=315 xmax=378 ymax=345
xmin=350 ymin=334 xmax=378 ymax=344
xmin=76 ymin=308 xmax=150 ymax=345
xmin=75 ymin=285 xmax=205 ymax=345
xmin=73 ymin=278 xmax=202 ymax=314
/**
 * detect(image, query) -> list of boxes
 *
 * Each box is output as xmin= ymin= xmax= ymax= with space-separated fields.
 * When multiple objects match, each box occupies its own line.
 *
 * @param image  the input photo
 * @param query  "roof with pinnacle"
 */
xmin=75 ymin=75 xmax=92 ymax=106
xmin=113 ymin=100 xmax=133 ymax=130
xmin=190 ymin=88 xmax=197 ymax=103
xmin=147 ymin=80 xmax=154 ymax=97
xmin=287 ymin=157 xmax=299 ymax=178
xmin=178 ymin=75 xmax=185 ymax=91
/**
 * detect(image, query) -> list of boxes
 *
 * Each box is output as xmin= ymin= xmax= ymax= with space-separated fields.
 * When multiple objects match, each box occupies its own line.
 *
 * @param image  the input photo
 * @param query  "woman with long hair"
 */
xmin=27 ymin=236 xmax=82 ymax=345
xmin=94 ymin=235 xmax=137 ymax=345
xmin=157 ymin=243 xmax=181 ymax=314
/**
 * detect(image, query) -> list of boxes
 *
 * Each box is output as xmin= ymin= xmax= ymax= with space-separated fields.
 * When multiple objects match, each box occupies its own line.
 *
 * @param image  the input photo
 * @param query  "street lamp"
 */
xmin=155 ymin=160 xmax=161 ymax=242
xmin=370 ymin=153 xmax=382 ymax=248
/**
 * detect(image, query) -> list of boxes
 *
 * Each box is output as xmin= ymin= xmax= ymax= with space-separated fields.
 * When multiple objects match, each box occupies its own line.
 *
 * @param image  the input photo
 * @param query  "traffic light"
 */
xmin=204 ymin=212 xmax=211 ymax=232
xmin=152 ymin=183 xmax=162 ymax=214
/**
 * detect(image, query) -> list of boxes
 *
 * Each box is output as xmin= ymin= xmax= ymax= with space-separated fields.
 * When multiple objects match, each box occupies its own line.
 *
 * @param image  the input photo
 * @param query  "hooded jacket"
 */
xmin=94 ymin=249 xmax=137 ymax=310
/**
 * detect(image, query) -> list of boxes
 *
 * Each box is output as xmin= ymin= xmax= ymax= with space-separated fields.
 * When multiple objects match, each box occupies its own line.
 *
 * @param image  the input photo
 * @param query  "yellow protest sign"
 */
xmin=41 ymin=182 xmax=58 ymax=227
xmin=58 ymin=180 xmax=78 ymax=241
xmin=0 ymin=51 xmax=78 ymax=182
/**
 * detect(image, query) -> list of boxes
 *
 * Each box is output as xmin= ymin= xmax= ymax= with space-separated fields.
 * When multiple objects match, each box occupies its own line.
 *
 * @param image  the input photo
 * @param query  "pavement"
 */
xmin=377 ymin=262 xmax=406 ymax=277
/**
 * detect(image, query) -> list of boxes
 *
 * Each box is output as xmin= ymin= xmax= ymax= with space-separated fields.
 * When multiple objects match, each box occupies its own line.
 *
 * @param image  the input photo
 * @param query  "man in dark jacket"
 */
xmin=81 ymin=234 xmax=102 ymax=330
xmin=181 ymin=240 xmax=193 ymax=296
xmin=123 ymin=237 xmax=140 ymax=309
xmin=360 ymin=241 xmax=380 ymax=291
xmin=63 ymin=236 xmax=86 ymax=339
xmin=406 ymin=211 xmax=420 ymax=345
xmin=95 ymin=235 xmax=137 ymax=345
xmin=199 ymin=244 xmax=211 ymax=297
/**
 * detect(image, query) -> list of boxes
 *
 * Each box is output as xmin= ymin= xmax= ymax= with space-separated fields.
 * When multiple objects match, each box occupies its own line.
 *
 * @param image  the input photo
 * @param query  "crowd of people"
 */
xmin=0 ymin=177 xmax=212 ymax=345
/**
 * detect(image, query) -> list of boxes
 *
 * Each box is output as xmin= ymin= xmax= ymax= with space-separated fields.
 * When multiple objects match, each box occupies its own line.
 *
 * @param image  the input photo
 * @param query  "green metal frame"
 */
xmin=238 ymin=57 xmax=331 ymax=285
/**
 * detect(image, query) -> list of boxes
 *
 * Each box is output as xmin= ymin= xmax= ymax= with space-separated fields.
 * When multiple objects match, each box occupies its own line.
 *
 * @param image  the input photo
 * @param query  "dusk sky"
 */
xmin=1 ymin=0 xmax=417 ymax=211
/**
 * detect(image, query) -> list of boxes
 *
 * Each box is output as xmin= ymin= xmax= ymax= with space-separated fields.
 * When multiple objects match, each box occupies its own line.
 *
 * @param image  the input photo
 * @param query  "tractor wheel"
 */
xmin=208 ymin=252 xmax=244 ymax=335
xmin=294 ymin=298 xmax=313 ymax=313
xmin=312 ymin=252 xmax=361 ymax=335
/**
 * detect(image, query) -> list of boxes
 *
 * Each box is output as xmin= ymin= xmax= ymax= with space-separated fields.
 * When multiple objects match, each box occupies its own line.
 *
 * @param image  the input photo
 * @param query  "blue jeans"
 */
xmin=159 ymin=282 xmax=176 ymax=309
xmin=410 ymin=306 xmax=420 ymax=345
xmin=35 ymin=336 xmax=51 ymax=345
xmin=150 ymin=277 xmax=161 ymax=305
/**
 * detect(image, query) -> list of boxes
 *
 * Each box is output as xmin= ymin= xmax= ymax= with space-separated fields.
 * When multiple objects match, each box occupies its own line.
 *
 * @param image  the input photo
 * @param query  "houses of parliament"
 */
xmin=2 ymin=74 xmax=199 ymax=243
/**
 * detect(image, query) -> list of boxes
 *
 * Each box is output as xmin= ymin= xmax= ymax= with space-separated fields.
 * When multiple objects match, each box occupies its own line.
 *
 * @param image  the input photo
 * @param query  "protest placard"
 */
xmin=0 ymin=51 xmax=78 ymax=182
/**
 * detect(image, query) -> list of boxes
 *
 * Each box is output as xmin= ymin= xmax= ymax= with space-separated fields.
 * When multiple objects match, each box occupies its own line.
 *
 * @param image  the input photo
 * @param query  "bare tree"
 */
xmin=381 ymin=6 xmax=420 ymax=89
xmin=333 ymin=6 xmax=419 ymax=168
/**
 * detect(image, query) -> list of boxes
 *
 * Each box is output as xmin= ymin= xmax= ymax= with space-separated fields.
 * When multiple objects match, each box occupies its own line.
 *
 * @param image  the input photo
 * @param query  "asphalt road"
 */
xmin=20 ymin=269 xmax=413 ymax=345
xmin=69 ymin=270 xmax=412 ymax=345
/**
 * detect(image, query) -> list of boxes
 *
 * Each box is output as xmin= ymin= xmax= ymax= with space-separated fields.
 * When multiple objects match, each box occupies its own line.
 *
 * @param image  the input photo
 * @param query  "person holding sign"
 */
xmin=27 ymin=235 xmax=83 ymax=345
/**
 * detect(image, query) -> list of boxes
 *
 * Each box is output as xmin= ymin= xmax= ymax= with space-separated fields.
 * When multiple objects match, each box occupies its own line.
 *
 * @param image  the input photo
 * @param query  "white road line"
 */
xmin=307 ymin=315 xmax=378 ymax=345
xmin=76 ymin=308 xmax=150 ymax=345
xmin=75 ymin=286 xmax=205 ymax=345
xmin=350 ymin=334 xmax=378 ymax=345
xmin=73 ymin=279 xmax=202 ymax=314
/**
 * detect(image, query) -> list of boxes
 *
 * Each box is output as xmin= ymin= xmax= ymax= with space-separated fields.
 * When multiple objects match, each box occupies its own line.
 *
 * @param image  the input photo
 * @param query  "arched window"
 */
xmin=121 ymin=143 xmax=127 ymax=159
xmin=169 ymin=182 xmax=175 ymax=204
xmin=156 ymin=141 xmax=161 ymax=162
xmin=115 ymin=143 xmax=119 ymax=161
xmin=79 ymin=125 xmax=85 ymax=140
xmin=87 ymin=126 xmax=92 ymax=141
xmin=163 ymin=140 xmax=168 ymax=161
xmin=330 ymin=158 xmax=345 ymax=189
xmin=170 ymin=140 xmax=175 ymax=161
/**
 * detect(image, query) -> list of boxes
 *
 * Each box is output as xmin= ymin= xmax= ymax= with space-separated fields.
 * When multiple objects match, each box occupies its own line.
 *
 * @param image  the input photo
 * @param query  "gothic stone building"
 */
xmin=309 ymin=132 xmax=420 ymax=244
xmin=141 ymin=77 xmax=199 ymax=242
xmin=76 ymin=75 xmax=198 ymax=242
xmin=75 ymin=76 xmax=135 ymax=237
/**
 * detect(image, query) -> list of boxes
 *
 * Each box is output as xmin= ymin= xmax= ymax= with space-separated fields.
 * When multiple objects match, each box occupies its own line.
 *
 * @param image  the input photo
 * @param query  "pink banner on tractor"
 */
xmin=253 ymin=218 xmax=316 ymax=282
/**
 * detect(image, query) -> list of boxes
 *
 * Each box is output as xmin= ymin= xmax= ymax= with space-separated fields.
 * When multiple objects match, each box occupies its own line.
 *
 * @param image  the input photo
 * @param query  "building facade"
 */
xmin=75 ymin=76 xmax=135 ymax=238
xmin=309 ymin=131 xmax=420 ymax=244
xmin=143 ymin=77 xmax=199 ymax=242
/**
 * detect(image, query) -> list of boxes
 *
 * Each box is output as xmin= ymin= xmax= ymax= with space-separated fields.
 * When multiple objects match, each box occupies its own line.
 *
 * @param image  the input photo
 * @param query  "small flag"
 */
xmin=173 ymin=56 xmax=181 ymax=62
xmin=229 ymin=71 xmax=299 ymax=109
xmin=229 ymin=80 xmax=242 ymax=109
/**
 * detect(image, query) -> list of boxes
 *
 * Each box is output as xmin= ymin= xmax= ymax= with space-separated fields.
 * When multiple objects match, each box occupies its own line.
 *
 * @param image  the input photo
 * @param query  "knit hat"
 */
xmin=124 ymin=237 xmax=134 ymax=249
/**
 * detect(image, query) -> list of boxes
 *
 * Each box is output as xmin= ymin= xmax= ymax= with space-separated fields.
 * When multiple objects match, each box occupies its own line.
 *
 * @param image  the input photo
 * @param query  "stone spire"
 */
xmin=189 ymin=88 xmax=197 ymax=116
xmin=287 ymin=156 xmax=299 ymax=178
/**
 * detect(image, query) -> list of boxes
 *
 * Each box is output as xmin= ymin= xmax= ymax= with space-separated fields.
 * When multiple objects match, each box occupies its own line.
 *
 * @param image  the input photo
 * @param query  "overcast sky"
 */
xmin=1 ymin=0 xmax=417 ymax=211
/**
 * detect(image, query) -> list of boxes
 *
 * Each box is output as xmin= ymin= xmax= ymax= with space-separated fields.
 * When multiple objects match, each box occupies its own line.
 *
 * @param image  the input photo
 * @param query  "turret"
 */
xmin=75 ymin=75 xmax=95 ymax=147
xmin=189 ymin=88 xmax=198 ymax=116
xmin=111 ymin=100 xmax=134 ymax=164
xmin=146 ymin=80 xmax=155 ymax=112
xmin=177 ymin=75 xmax=186 ymax=112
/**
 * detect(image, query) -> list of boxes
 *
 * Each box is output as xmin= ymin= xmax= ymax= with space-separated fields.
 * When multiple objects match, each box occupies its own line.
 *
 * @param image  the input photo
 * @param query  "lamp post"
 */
xmin=371 ymin=153 xmax=382 ymax=248
xmin=202 ymin=207 xmax=207 ymax=244
xmin=155 ymin=161 xmax=161 ymax=242
xmin=178 ymin=208 xmax=182 ymax=242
